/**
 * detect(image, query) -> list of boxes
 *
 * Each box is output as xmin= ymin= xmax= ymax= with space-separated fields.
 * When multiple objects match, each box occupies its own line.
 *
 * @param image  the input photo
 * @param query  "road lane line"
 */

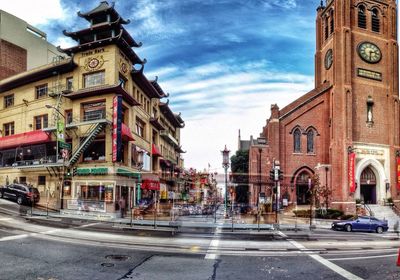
xmin=205 ymin=224 xmax=222 ymax=259
xmin=278 ymin=231 xmax=363 ymax=280
xmin=327 ymin=254 xmax=398 ymax=261
xmin=0 ymin=234 xmax=29 ymax=241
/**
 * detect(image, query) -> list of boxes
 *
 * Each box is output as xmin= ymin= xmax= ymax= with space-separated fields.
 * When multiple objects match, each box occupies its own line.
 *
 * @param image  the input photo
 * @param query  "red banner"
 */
xmin=112 ymin=96 xmax=122 ymax=162
xmin=397 ymin=158 xmax=400 ymax=191
xmin=348 ymin=152 xmax=356 ymax=193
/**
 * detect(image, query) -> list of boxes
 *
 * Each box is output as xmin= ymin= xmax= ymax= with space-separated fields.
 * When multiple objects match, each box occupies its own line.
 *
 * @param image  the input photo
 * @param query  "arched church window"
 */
xmin=293 ymin=128 xmax=301 ymax=153
xmin=358 ymin=6 xmax=366 ymax=29
xmin=307 ymin=130 xmax=315 ymax=153
xmin=330 ymin=10 xmax=334 ymax=34
xmin=324 ymin=17 xmax=329 ymax=40
xmin=371 ymin=8 xmax=380 ymax=32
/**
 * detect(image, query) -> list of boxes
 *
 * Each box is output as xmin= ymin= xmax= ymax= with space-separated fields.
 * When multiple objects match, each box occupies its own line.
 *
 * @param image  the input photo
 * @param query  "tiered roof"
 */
xmin=160 ymin=101 xmax=185 ymax=128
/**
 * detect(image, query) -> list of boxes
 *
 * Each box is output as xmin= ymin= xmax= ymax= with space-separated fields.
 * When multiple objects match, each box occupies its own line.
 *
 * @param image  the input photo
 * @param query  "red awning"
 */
xmin=121 ymin=123 xmax=135 ymax=141
xmin=0 ymin=131 xmax=50 ymax=150
xmin=141 ymin=179 xmax=160 ymax=190
xmin=152 ymin=144 xmax=162 ymax=157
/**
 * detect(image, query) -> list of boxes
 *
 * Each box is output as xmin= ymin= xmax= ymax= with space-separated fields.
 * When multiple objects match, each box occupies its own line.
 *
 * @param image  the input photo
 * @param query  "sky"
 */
xmin=0 ymin=0 xmax=320 ymax=174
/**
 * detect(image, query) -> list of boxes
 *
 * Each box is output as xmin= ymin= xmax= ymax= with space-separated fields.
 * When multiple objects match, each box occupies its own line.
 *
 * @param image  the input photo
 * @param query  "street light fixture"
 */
xmin=221 ymin=145 xmax=230 ymax=218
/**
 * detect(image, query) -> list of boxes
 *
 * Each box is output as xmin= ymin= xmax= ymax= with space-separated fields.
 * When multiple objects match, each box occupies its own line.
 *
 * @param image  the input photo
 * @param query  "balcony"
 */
xmin=160 ymin=130 xmax=179 ymax=147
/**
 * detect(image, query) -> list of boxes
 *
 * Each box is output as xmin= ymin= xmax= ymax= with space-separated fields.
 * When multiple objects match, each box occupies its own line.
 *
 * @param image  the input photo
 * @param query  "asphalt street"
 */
xmin=0 ymin=198 xmax=399 ymax=280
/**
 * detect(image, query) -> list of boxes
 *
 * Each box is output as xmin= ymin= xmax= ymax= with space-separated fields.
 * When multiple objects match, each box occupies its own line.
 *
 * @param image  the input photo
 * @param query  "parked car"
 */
xmin=331 ymin=216 xmax=388 ymax=233
xmin=0 ymin=184 xmax=40 ymax=205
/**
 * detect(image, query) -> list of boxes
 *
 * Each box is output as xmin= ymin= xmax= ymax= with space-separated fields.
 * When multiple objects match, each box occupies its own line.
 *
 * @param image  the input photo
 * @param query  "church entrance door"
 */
xmin=360 ymin=166 xmax=377 ymax=204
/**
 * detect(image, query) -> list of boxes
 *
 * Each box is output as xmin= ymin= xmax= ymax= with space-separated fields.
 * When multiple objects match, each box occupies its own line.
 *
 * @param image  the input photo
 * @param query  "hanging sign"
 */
xmin=348 ymin=153 xmax=356 ymax=193
xmin=397 ymin=158 xmax=400 ymax=191
xmin=112 ymin=96 xmax=122 ymax=162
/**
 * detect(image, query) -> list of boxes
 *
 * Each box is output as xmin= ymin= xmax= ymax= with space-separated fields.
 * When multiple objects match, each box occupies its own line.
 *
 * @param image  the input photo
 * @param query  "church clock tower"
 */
xmin=315 ymin=0 xmax=399 ymax=210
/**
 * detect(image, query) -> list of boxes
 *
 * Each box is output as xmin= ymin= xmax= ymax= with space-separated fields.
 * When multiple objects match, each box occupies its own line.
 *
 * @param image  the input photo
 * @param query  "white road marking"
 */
xmin=77 ymin=222 xmax=102 ymax=228
xmin=327 ymin=254 xmax=398 ymax=261
xmin=205 ymin=224 xmax=222 ymax=259
xmin=0 ymin=234 xmax=30 ymax=242
xmin=0 ymin=218 xmax=12 ymax=221
xmin=278 ymin=231 xmax=363 ymax=280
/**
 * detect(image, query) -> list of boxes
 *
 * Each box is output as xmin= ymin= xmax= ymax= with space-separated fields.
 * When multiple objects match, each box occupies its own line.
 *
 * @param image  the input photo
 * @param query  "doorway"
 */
xmin=360 ymin=166 xmax=377 ymax=204
xmin=295 ymin=171 xmax=312 ymax=205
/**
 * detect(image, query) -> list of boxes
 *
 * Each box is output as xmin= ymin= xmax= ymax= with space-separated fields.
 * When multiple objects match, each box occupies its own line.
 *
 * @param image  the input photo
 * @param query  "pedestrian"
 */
xmin=119 ymin=196 xmax=126 ymax=218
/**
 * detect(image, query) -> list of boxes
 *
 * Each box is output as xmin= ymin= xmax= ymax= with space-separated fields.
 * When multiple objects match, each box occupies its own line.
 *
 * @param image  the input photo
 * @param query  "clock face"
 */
xmin=324 ymin=49 xmax=333 ymax=70
xmin=358 ymin=42 xmax=381 ymax=64
xmin=88 ymin=58 xmax=100 ymax=69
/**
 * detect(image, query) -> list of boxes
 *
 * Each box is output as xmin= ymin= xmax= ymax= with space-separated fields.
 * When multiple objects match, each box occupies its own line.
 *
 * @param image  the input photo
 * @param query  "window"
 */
xmin=135 ymin=117 xmax=145 ymax=137
xmin=324 ymin=17 xmax=329 ymax=40
xmin=330 ymin=10 xmax=334 ymax=34
xmin=3 ymin=122 xmax=14 ymax=136
xmin=65 ymin=110 xmax=73 ymax=124
xmin=82 ymin=101 xmax=106 ymax=121
xmin=38 ymin=176 xmax=46 ymax=186
xmin=367 ymin=96 xmax=374 ymax=124
xmin=293 ymin=128 xmax=301 ymax=153
xmin=82 ymin=137 xmax=105 ymax=162
xmin=307 ymin=130 xmax=315 ymax=153
xmin=34 ymin=115 xmax=48 ymax=130
xmin=119 ymin=74 xmax=127 ymax=89
xmin=358 ymin=6 xmax=366 ymax=29
xmin=35 ymin=84 xmax=48 ymax=99
xmin=371 ymin=8 xmax=380 ymax=32
xmin=19 ymin=177 xmax=26 ymax=184
xmin=4 ymin=94 xmax=14 ymax=108
xmin=66 ymin=77 xmax=73 ymax=91
xmin=83 ymin=71 xmax=105 ymax=88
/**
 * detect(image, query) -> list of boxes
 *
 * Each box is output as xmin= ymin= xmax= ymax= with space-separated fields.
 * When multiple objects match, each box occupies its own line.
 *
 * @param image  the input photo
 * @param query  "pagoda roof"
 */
xmin=77 ymin=1 xmax=126 ymax=22
xmin=58 ymin=29 xmax=144 ymax=65
xmin=0 ymin=58 xmax=77 ymax=93
xmin=63 ymin=20 xmax=141 ymax=48
xmin=64 ymin=83 xmax=139 ymax=106
xmin=160 ymin=100 xmax=185 ymax=128
xmin=131 ymin=65 xmax=169 ymax=99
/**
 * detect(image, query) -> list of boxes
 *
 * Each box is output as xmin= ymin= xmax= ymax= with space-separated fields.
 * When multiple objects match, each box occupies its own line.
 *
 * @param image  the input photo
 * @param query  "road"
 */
xmin=0 ymin=198 xmax=399 ymax=280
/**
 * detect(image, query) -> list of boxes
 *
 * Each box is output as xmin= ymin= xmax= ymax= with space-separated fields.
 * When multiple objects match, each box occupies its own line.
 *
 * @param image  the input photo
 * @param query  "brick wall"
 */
xmin=0 ymin=39 xmax=27 ymax=80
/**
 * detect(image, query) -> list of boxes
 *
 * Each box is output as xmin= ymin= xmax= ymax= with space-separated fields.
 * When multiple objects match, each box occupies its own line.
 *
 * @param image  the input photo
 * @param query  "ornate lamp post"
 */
xmin=221 ymin=145 xmax=230 ymax=218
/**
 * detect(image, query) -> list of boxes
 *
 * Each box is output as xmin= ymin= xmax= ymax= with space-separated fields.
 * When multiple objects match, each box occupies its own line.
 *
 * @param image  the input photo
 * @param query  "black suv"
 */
xmin=0 ymin=184 xmax=40 ymax=205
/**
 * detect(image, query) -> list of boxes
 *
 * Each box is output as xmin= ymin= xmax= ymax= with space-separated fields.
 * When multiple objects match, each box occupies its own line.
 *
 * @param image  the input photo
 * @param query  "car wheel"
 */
xmin=345 ymin=224 xmax=352 ymax=232
xmin=16 ymin=196 xmax=23 ymax=205
xmin=376 ymin=226 xmax=383 ymax=234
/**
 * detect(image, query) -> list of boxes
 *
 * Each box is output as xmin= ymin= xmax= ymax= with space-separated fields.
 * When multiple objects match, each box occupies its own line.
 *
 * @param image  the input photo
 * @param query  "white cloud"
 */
xmin=0 ymin=0 xmax=66 ymax=25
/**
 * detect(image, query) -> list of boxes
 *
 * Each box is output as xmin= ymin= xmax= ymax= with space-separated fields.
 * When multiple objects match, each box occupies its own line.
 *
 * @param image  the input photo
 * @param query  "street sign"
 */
xmin=59 ymin=142 xmax=71 ymax=150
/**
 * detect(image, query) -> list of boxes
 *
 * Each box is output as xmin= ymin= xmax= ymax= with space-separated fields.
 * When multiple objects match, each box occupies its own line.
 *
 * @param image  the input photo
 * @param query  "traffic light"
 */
xmin=274 ymin=168 xmax=279 ymax=181
xmin=278 ymin=169 xmax=284 ymax=181
xmin=72 ymin=167 xmax=77 ymax=176
xmin=269 ymin=169 xmax=275 ymax=181
xmin=64 ymin=168 xmax=72 ymax=179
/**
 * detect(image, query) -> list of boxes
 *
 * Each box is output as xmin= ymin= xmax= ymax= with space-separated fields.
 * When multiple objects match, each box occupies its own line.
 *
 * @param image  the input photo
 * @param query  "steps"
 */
xmin=367 ymin=204 xmax=400 ymax=230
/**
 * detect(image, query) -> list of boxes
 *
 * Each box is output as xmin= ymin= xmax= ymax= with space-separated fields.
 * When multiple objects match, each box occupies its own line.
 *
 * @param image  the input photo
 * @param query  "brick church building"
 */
xmin=247 ymin=0 xmax=399 ymax=213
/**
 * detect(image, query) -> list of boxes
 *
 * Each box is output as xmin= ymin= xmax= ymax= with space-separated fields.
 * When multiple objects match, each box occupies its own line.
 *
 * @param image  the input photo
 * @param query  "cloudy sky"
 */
xmin=0 ymin=0 xmax=319 ymax=173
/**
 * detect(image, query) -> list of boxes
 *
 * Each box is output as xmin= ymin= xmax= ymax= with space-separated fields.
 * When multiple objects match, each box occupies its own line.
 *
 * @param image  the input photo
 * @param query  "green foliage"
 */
xmin=293 ymin=208 xmax=344 ymax=219
xmin=230 ymin=150 xmax=249 ymax=184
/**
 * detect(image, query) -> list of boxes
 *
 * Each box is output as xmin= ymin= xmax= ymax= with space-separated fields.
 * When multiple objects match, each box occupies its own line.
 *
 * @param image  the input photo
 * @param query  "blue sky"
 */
xmin=1 ymin=0 xmax=320 ymax=172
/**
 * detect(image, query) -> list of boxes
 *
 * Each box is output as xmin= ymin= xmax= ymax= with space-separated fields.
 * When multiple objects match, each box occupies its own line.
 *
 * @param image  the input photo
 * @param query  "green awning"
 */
xmin=116 ymin=168 xmax=141 ymax=179
xmin=76 ymin=168 xmax=91 ymax=175
xmin=91 ymin=167 xmax=108 ymax=175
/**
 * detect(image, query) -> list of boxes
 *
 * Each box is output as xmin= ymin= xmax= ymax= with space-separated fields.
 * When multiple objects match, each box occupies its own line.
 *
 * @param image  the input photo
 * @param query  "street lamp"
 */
xmin=221 ymin=145 xmax=230 ymax=218
xmin=45 ymin=104 xmax=67 ymax=210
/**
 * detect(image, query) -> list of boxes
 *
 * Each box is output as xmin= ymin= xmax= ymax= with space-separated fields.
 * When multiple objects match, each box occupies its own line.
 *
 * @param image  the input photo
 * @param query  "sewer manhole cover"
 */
xmin=101 ymin=263 xmax=115 ymax=267
xmin=105 ymin=255 xmax=130 ymax=261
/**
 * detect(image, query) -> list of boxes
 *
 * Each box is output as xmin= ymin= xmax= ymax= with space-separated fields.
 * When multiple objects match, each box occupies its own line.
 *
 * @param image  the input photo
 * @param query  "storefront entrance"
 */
xmin=360 ymin=166 xmax=377 ymax=204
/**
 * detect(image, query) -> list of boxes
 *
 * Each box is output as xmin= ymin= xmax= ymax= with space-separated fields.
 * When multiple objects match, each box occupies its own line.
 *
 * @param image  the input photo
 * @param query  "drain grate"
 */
xmin=105 ymin=255 xmax=130 ymax=261
xmin=101 ymin=263 xmax=115 ymax=267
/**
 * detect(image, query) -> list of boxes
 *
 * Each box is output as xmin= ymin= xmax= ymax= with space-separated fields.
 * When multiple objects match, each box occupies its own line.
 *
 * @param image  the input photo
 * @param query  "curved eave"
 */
xmin=77 ymin=2 xmax=118 ymax=20
xmin=131 ymin=68 xmax=164 ymax=99
xmin=150 ymin=117 xmax=165 ymax=131
xmin=64 ymin=83 xmax=140 ymax=106
xmin=175 ymin=146 xmax=186 ymax=154
xmin=0 ymin=59 xmax=77 ymax=93
xmin=160 ymin=102 xmax=185 ymax=128
xmin=150 ymin=78 xmax=168 ymax=98
xmin=58 ymin=30 xmax=143 ymax=65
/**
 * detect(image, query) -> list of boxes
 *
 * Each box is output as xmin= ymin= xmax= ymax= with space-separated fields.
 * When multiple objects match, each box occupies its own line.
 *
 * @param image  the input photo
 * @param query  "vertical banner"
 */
xmin=348 ymin=152 xmax=356 ymax=193
xmin=397 ymin=158 xmax=400 ymax=191
xmin=112 ymin=96 xmax=122 ymax=162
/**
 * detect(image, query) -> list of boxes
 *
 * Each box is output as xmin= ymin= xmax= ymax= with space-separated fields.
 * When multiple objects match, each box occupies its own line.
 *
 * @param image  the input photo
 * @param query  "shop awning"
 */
xmin=116 ymin=168 xmax=140 ymax=179
xmin=151 ymin=144 xmax=162 ymax=157
xmin=0 ymin=131 xmax=50 ymax=150
xmin=160 ymin=158 xmax=171 ymax=167
xmin=141 ymin=179 xmax=160 ymax=190
xmin=121 ymin=123 xmax=135 ymax=142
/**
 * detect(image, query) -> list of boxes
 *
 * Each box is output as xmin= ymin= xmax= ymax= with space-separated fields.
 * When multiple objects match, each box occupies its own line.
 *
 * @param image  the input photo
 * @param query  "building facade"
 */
xmin=248 ymin=0 xmax=399 ymax=213
xmin=0 ymin=10 xmax=63 ymax=80
xmin=0 ymin=2 xmax=185 ymax=218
